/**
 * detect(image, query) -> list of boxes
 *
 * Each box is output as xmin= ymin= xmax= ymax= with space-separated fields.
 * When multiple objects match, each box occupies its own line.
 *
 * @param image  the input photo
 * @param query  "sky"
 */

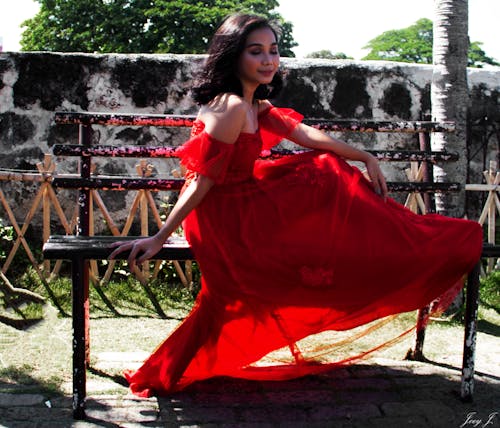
xmin=0 ymin=0 xmax=499 ymax=63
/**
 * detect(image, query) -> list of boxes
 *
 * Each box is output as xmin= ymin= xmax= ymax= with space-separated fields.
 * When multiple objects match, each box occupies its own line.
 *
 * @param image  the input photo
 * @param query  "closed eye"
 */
xmin=248 ymin=49 xmax=279 ymax=56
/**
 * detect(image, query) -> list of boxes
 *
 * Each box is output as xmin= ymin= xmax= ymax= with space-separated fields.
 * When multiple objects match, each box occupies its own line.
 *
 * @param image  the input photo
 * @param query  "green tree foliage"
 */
xmin=363 ymin=18 xmax=434 ymax=64
xmin=362 ymin=18 xmax=499 ymax=68
xmin=20 ymin=0 xmax=297 ymax=56
xmin=306 ymin=50 xmax=353 ymax=60
xmin=468 ymin=41 xmax=499 ymax=68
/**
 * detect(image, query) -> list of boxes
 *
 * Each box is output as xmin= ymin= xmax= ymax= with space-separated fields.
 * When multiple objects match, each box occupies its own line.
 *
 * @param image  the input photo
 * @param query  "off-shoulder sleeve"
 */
xmin=176 ymin=131 xmax=235 ymax=184
xmin=258 ymin=107 xmax=304 ymax=152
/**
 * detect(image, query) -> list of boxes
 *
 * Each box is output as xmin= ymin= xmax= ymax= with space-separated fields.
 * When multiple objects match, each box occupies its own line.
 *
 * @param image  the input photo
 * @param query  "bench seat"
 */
xmin=43 ymin=235 xmax=193 ymax=261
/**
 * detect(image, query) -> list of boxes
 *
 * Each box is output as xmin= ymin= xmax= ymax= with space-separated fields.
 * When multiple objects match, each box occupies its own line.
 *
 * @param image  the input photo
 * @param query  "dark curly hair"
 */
xmin=191 ymin=14 xmax=283 ymax=105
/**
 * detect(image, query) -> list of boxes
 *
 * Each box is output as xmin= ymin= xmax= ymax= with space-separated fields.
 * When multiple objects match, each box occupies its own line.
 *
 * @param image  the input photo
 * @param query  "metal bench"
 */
xmin=43 ymin=111 xmax=487 ymax=419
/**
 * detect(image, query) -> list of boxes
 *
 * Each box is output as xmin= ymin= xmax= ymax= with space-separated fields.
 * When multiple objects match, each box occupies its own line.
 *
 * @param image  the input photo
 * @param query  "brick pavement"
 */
xmin=0 ymin=358 xmax=498 ymax=427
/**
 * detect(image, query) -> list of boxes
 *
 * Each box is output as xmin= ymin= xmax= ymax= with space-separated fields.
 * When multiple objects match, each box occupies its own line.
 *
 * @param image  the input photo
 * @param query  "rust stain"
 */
xmin=54 ymin=112 xmax=455 ymax=133
xmin=54 ymin=112 xmax=196 ymax=127
xmin=53 ymin=144 xmax=179 ymax=158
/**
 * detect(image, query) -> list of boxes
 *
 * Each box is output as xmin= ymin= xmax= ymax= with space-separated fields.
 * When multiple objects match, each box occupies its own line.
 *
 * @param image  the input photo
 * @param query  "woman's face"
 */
xmin=237 ymin=27 xmax=280 ymax=89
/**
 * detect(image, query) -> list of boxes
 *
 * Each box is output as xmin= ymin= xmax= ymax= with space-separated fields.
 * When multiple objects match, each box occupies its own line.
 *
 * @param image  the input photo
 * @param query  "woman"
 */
xmin=110 ymin=14 xmax=482 ymax=397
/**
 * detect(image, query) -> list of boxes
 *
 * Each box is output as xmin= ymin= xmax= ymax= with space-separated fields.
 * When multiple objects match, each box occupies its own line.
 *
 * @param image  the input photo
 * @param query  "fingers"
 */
xmin=126 ymin=246 xmax=138 ymax=269
xmin=377 ymin=177 xmax=388 ymax=201
xmin=108 ymin=240 xmax=146 ymax=264
xmin=358 ymin=156 xmax=388 ymax=201
xmin=367 ymin=164 xmax=388 ymax=201
xmin=131 ymin=249 xmax=147 ymax=267
xmin=380 ymin=176 xmax=388 ymax=201
xmin=127 ymin=241 xmax=146 ymax=269
xmin=108 ymin=237 xmax=158 ymax=275
xmin=108 ymin=241 xmax=134 ymax=260
xmin=135 ymin=249 xmax=152 ymax=266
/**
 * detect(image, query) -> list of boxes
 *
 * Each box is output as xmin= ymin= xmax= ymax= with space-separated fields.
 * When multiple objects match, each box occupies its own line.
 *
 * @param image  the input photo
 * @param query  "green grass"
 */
xmin=2 ymin=262 xmax=199 ymax=319
xmin=480 ymin=270 xmax=500 ymax=312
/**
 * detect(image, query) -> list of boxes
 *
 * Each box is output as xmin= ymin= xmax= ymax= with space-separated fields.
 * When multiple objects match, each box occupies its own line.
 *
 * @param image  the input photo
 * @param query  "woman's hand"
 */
xmin=364 ymin=154 xmax=388 ymax=201
xmin=109 ymin=235 xmax=164 ymax=271
xmin=108 ymin=174 xmax=214 ymax=273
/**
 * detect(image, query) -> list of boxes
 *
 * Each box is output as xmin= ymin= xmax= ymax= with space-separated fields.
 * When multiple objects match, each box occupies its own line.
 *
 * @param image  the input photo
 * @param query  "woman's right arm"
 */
xmin=109 ymin=174 xmax=214 ymax=269
xmin=109 ymin=94 xmax=248 ymax=269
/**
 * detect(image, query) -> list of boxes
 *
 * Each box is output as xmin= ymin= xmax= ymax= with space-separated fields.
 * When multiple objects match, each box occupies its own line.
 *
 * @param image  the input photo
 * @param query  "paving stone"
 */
xmin=0 ymin=393 xmax=44 ymax=407
xmin=347 ymin=365 xmax=388 ymax=378
xmin=381 ymin=401 xmax=419 ymax=416
xmin=266 ymin=405 xmax=310 ymax=424
xmin=238 ymin=406 xmax=275 ymax=423
xmin=160 ymin=405 xmax=239 ymax=424
xmin=310 ymin=403 xmax=381 ymax=421
xmin=276 ymin=422 xmax=330 ymax=428
xmin=186 ymin=391 xmax=269 ymax=406
xmin=412 ymin=399 xmax=455 ymax=419
xmin=0 ymin=406 xmax=73 ymax=421
xmin=0 ymin=358 xmax=498 ymax=427
xmin=351 ymin=415 xmax=430 ymax=427
xmin=331 ymin=389 xmax=401 ymax=405
xmin=337 ymin=377 xmax=393 ymax=390
xmin=317 ymin=367 xmax=351 ymax=380
xmin=84 ymin=406 xmax=160 ymax=423
xmin=264 ymin=389 xmax=335 ymax=405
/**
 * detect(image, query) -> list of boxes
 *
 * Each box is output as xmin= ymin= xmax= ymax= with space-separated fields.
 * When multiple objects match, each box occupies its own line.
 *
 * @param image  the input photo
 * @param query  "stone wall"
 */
xmin=0 ymin=52 xmax=499 ymax=234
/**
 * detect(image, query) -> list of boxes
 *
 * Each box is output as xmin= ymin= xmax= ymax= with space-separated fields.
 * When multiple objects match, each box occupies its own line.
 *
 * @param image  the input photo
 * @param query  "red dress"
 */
xmin=125 ymin=106 xmax=483 ymax=397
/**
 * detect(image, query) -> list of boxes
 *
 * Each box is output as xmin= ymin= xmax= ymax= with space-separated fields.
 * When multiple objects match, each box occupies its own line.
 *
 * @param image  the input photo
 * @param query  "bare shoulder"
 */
xmin=257 ymin=99 xmax=273 ymax=113
xmin=197 ymin=94 xmax=247 ymax=144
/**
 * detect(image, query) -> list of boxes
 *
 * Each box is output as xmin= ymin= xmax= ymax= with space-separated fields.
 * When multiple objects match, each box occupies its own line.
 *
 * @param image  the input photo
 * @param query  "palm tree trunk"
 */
xmin=431 ymin=0 xmax=469 ymax=216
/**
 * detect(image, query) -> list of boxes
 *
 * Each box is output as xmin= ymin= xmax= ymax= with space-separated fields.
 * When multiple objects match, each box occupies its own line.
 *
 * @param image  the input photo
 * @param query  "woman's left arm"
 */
xmin=289 ymin=123 xmax=388 ymax=199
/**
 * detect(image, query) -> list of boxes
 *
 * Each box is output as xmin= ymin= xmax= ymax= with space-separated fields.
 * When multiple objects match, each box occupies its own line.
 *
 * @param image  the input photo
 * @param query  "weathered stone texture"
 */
xmin=0 ymin=52 xmax=499 ymax=230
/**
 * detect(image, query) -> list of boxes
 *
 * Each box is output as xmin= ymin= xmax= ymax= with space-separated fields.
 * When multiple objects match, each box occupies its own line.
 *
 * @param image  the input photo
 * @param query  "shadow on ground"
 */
xmin=1 ymin=361 xmax=498 ymax=427
xmin=154 ymin=363 xmax=500 ymax=427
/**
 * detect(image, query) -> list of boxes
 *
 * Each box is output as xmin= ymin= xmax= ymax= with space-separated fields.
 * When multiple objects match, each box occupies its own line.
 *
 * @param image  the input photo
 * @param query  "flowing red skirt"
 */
xmin=125 ymin=150 xmax=483 ymax=397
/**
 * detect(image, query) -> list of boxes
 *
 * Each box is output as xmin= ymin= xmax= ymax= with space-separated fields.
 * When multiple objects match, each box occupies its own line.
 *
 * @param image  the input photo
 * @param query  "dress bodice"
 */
xmin=189 ymin=121 xmax=263 ymax=184
xmin=177 ymin=106 xmax=304 ymax=186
